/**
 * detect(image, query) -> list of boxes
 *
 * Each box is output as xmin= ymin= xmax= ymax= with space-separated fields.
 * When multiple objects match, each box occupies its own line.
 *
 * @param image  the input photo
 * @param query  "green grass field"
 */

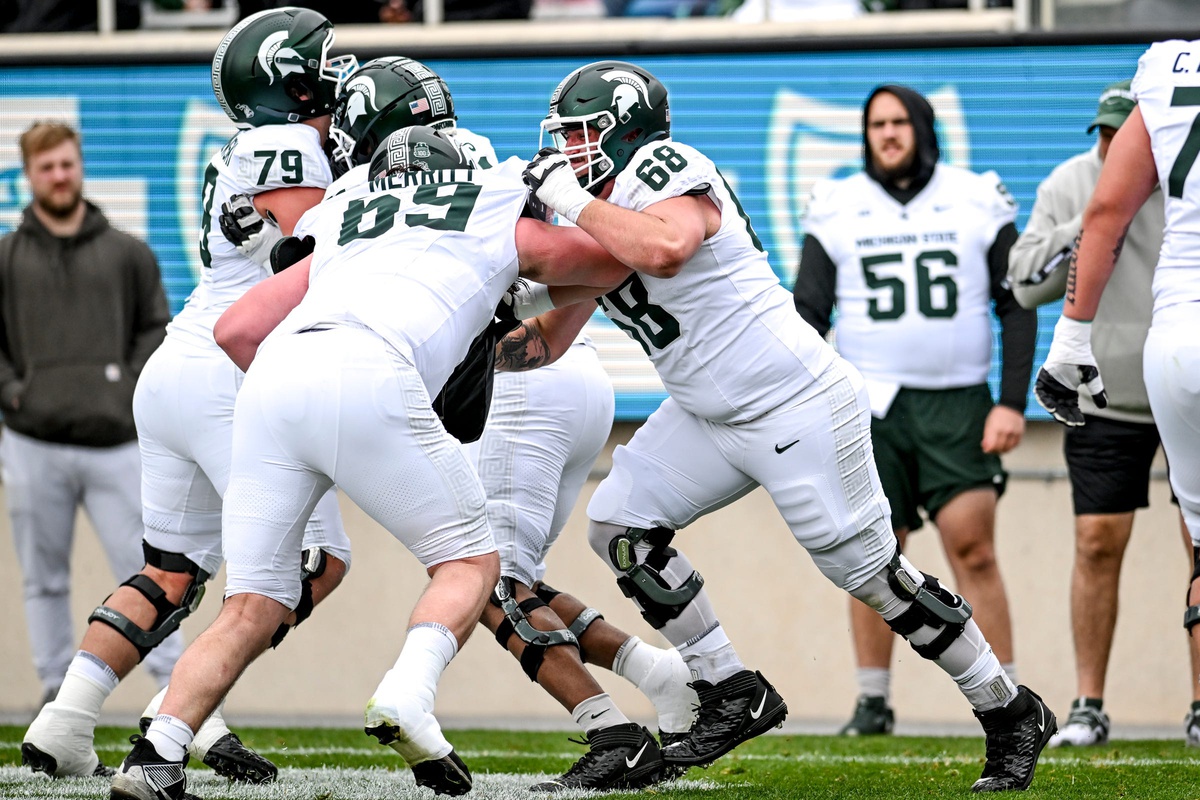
xmin=2 ymin=725 xmax=1197 ymax=799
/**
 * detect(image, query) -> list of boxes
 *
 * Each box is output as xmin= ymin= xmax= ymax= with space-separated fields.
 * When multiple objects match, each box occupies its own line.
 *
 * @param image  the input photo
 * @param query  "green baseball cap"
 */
xmin=1088 ymin=79 xmax=1135 ymax=133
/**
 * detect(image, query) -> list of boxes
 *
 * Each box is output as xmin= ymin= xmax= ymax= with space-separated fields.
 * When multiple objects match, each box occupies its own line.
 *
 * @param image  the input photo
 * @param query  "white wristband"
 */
xmin=510 ymin=280 xmax=555 ymax=320
xmin=553 ymin=187 xmax=593 ymax=226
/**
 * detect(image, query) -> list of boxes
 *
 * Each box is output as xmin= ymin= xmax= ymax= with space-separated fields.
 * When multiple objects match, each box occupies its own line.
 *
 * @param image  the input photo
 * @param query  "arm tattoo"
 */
xmin=1065 ymin=224 xmax=1130 ymax=308
xmin=495 ymin=322 xmax=550 ymax=372
xmin=1064 ymin=231 xmax=1082 ymax=306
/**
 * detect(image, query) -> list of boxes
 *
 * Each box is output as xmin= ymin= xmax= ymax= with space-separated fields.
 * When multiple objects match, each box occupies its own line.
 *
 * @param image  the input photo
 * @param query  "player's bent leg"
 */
xmin=850 ymin=551 xmax=1055 ymax=791
xmin=480 ymin=578 xmax=666 ymax=791
xmin=587 ymin=520 xmax=784 ymax=768
xmin=23 ymin=550 xmax=207 ymax=780
xmin=114 ymin=592 xmax=288 ymax=800
xmin=365 ymin=553 xmax=497 ymax=797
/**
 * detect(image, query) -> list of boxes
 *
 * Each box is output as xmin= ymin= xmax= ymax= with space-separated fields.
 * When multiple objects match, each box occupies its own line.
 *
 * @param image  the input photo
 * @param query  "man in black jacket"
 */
xmin=0 ymin=122 xmax=171 ymax=729
xmin=793 ymin=85 xmax=1036 ymax=737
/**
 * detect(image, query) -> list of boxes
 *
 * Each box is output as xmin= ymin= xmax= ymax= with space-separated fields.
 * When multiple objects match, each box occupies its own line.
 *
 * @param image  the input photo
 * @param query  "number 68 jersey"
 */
xmin=601 ymin=139 xmax=833 ymax=424
xmin=168 ymin=123 xmax=333 ymax=350
xmin=1133 ymin=39 xmax=1200 ymax=310
xmin=275 ymin=157 xmax=529 ymax=399
xmin=803 ymin=164 xmax=1016 ymax=389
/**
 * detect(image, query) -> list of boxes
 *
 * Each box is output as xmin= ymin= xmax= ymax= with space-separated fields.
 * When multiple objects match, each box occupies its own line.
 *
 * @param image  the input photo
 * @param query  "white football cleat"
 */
xmin=363 ymin=692 xmax=453 ymax=766
xmin=640 ymin=646 xmax=698 ymax=736
xmin=22 ymin=704 xmax=110 ymax=778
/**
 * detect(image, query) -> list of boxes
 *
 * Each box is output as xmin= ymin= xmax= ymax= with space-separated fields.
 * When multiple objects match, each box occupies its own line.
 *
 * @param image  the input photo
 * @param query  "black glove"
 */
xmin=269 ymin=235 xmax=316 ymax=274
xmin=218 ymin=193 xmax=282 ymax=266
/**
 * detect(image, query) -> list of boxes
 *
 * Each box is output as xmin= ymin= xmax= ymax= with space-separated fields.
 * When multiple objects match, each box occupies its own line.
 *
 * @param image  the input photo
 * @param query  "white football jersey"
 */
xmin=804 ymin=164 xmax=1016 ymax=388
xmin=601 ymin=139 xmax=833 ymax=423
xmin=1133 ymin=40 xmax=1200 ymax=309
xmin=277 ymin=157 xmax=528 ymax=398
xmin=168 ymin=124 xmax=333 ymax=350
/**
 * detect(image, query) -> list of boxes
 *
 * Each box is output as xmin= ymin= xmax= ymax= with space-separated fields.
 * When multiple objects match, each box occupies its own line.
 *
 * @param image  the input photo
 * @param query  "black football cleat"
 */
xmin=531 ymin=723 xmax=663 ymax=792
xmin=972 ymin=685 xmax=1057 ymax=792
xmin=661 ymin=670 xmax=787 ymax=768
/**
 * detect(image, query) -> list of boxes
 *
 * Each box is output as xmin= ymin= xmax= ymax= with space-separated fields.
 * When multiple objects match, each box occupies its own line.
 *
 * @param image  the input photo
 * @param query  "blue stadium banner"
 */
xmin=0 ymin=45 xmax=1146 ymax=419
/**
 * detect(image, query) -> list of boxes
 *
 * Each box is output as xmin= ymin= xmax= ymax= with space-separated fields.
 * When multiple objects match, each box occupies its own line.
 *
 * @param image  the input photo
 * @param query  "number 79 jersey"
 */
xmin=278 ymin=157 xmax=529 ymax=398
xmin=601 ymin=139 xmax=834 ymax=424
xmin=1133 ymin=40 xmax=1200 ymax=309
xmin=803 ymin=164 xmax=1016 ymax=388
xmin=167 ymin=123 xmax=333 ymax=350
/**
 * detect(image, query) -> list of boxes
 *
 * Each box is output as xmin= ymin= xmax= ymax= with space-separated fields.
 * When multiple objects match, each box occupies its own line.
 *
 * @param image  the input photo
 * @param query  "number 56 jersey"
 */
xmin=168 ymin=123 xmax=333 ymax=350
xmin=277 ymin=157 xmax=529 ymax=399
xmin=803 ymin=164 xmax=1016 ymax=389
xmin=1133 ymin=40 xmax=1200 ymax=310
xmin=601 ymin=139 xmax=834 ymax=424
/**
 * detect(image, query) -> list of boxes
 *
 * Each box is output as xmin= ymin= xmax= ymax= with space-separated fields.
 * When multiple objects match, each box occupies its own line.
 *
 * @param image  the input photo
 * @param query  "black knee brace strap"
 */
xmin=1186 ymin=547 xmax=1200 ymax=636
xmin=491 ymin=578 xmax=578 ymax=682
xmin=88 ymin=544 xmax=208 ymax=660
xmin=884 ymin=554 xmax=973 ymax=661
xmin=533 ymin=582 xmax=562 ymax=604
xmin=609 ymin=526 xmax=704 ymax=630
xmin=271 ymin=548 xmax=326 ymax=649
xmin=532 ymin=581 xmax=604 ymax=640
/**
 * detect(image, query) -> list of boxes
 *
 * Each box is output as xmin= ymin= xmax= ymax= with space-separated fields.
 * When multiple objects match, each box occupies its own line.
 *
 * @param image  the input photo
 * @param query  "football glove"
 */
xmin=269 ymin=235 xmax=316 ymax=274
xmin=522 ymin=147 xmax=593 ymax=224
xmin=219 ymin=193 xmax=282 ymax=267
xmin=1035 ymin=316 xmax=1108 ymax=427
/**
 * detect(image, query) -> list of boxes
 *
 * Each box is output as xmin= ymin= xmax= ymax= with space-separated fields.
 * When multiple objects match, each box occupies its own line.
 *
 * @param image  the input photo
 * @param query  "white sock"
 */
xmin=381 ymin=623 xmax=459 ymax=713
xmin=612 ymin=636 xmax=657 ymax=683
xmin=145 ymin=715 xmax=194 ymax=763
xmin=855 ymin=667 xmax=891 ymax=702
xmin=954 ymin=651 xmax=1016 ymax=713
xmin=571 ymin=693 xmax=630 ymax=735
xmin=55 ymin=652 xmax=119 ymax=719
xmin=677 ymin=624 xmax=743 ymax=684
xmin=1002 ymin=662 xmax=1019 ymax=685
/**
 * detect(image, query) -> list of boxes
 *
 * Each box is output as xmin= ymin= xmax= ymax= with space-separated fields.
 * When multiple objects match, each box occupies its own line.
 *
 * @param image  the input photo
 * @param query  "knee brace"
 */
xmin=271 ymin=547 xmax=326 ymax=649
xmin=533 ymin=582 xmax=605 ymax=640
xmin=883 ymin=552 xmax=973 ymax=660
xmin=1185 ymin=546 xmax=1200 ymax=637
xmin=491 ymin=577 xmax=578 ymax=682
xmin=607 ymin=526 xmax=704 ymax=630
xmin=88 ymin=542 xmax=208 ymax=660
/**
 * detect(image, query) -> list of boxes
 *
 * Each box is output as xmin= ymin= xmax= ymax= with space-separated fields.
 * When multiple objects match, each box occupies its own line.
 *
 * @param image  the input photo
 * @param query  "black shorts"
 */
xmin=1063 ymin=414 xmax=1161 ymax=515
xmin=871 ymin=384 xmax=1006 ymax=534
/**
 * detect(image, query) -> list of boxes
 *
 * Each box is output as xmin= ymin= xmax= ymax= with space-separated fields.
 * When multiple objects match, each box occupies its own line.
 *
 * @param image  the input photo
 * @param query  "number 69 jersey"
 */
xmin=1133 ymin=40 xmax=1200 ymax=310
xmin=276 ymin=157 xmax=529 ymax=398
xmin=601 ymin=139 xmax=834 ymax=424
xmin=803 ymin=164 xmax=1016 ymax=389
xmin=168 ymin=124 xmax=333 ymax=350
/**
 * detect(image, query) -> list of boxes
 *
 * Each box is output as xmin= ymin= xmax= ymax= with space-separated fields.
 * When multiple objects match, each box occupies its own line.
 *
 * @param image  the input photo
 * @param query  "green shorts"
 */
xmin=870 ymin=384 xmax=1007 ymax=534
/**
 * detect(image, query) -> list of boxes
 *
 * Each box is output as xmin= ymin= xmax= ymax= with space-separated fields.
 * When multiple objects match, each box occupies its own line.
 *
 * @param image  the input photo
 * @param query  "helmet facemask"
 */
xmin=541 ymin=111 xmax=619 ymax=194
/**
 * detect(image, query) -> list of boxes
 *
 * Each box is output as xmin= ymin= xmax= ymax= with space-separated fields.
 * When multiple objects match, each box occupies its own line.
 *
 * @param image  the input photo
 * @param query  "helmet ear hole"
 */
xmin=285 ymin=78 xmax=315 ymax=104
xmin=622 ymin=128 xmax=643 ymax=143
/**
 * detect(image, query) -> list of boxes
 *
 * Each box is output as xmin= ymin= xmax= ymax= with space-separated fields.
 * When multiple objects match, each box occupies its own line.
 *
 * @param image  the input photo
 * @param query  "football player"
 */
xmin=302 ymin=58 xmax=698 ymax=791
xmin=23 ymin=7 xmax=355 ymax=786
xmin=111 ymin=125 xmax=632 ymax=800
xmin=793 ymin=84 xmax=1033 ymax=736
xmin=512 ymin=59 xmax=1056 ymax=791
xmin=1037 ymin=39 xmax=1200 ymax=749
